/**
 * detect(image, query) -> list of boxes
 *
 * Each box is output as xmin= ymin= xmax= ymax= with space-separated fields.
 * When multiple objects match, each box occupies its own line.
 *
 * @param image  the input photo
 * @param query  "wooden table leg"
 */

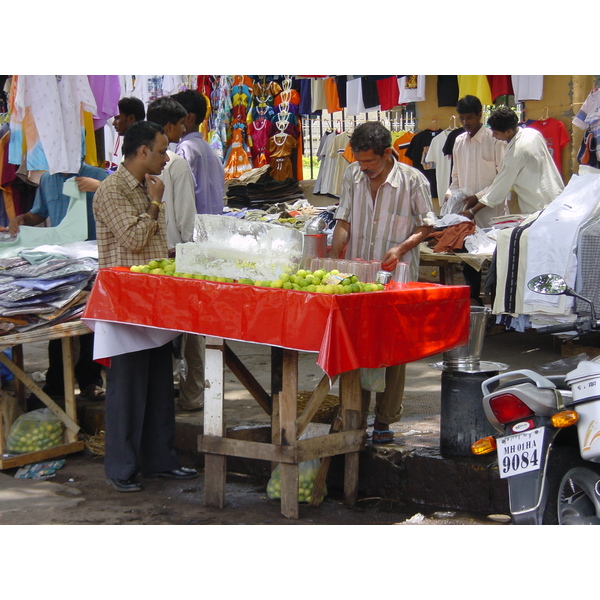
xmin=279 ymin=349 xmax=299 ymax=519
xmin=61 ymin=337 xmax=78 ymax=444
xmin=340 ymin=369 xmax=362 ymax=505
xmin=203 ymin=336 xmax=226 ymax=508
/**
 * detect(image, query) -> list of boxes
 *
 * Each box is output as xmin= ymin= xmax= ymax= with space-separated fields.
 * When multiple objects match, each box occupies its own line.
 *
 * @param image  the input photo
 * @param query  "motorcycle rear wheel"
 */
xmin=556 ymin=465 xmax=600 ymax=525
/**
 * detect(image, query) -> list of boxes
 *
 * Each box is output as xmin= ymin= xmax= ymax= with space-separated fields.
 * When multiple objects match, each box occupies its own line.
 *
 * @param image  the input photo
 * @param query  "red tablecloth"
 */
xmin=83 ymin=268 xmax=470 ymax=378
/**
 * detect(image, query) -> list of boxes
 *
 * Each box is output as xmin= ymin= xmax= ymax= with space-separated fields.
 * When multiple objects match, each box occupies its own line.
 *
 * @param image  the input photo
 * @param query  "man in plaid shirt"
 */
xmin=93 ymin=121 xmax=198 ymax=492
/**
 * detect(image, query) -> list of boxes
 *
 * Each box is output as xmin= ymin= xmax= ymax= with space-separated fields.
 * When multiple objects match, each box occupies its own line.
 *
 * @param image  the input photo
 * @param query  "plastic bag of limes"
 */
xmin=5 ymin=408 xmax=64 ymax=455
xmin=266 ymin=460 xmax=327 ymax=504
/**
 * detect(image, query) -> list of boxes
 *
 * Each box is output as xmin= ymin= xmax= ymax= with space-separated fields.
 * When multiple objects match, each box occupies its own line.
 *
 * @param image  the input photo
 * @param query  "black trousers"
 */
xmin=104 ymin=342 xmax=180 ymax=480
xmin=43 ymin=333 xmax=103 ymax=395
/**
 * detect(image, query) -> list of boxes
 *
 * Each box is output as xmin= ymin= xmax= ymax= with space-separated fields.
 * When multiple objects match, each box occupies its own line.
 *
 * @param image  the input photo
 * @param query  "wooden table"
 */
xmin=420 ymin=250 xmax=493 ymax=285
xmin=0 ymin=320 xmax=90 ymax=469
xmin=83 ymin=268 xmax=470 ymax=518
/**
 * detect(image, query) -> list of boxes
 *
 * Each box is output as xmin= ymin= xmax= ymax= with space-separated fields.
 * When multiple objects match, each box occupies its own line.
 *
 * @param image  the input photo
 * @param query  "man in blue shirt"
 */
xmin=8 ymin=163 xmax=109 ymax=402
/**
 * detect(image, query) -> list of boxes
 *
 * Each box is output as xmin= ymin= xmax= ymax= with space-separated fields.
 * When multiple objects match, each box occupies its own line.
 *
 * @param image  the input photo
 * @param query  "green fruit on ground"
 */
xmin=324 ymin=284 xmax=335 ymax=294
xmin=306 ymin=284 xmax=316 ymax=293
xmin=151 ymin=268 xmax=164 ymax=275
xmin=283 ymin=282 xmax=293 ymax=289
xmin=271 ymin=280 xmax=284 ymax=288
xmin=148 ymin=260 xmax=159 ymax=269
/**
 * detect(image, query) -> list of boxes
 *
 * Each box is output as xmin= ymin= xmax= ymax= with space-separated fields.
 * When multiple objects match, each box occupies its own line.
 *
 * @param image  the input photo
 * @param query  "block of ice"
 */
xmin=175 ymin=214 xmax=303 ymax=281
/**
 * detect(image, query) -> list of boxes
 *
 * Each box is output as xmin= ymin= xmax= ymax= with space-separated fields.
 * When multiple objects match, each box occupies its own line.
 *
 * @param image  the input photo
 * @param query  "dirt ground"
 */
xmin=0 ymin=332 xmax=553 ymax=528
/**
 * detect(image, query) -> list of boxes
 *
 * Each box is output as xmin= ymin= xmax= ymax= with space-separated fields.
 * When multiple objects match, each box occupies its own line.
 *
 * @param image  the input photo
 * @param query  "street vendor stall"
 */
xmin=82 ymin=267 xmax=470 ymax=518
xmin=0 ymin=320 xmax=90 ymax=469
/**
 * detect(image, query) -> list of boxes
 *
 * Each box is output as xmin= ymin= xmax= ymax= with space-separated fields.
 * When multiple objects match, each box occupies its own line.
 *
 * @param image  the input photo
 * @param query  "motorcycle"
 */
xmin=471 ymin=273 xmax=600 ymax=524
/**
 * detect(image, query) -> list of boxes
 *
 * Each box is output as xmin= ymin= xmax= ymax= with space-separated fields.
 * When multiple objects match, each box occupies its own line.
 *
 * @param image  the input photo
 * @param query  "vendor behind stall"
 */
xmin=93 ymin=120 xmax=198 ymax=492
xmin=329 ymin=121 xmax=434 ymax=444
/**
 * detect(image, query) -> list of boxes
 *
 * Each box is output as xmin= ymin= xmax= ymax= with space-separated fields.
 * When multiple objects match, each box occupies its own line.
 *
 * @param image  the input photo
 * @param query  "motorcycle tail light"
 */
xmin=489 ymin=393 xmax=535 ymax=424
xmin=551 ymin=410 xmax=579 ymax=428
xmin=471 ymin=436 xmax=497 ymax=455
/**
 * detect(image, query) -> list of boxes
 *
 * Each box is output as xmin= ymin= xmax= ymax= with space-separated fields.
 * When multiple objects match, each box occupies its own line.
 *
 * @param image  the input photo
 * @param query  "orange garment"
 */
xmin=274 ymin=89 xmax=300 ymax=106
xmin=325 ymin=77 xmax=342 ymax=113
xmin=224 ymin=128 xmax=253 ymax=180
xmin=393 ymin=131 xmax=416 ymax=165
xmin=268 ymin=133 xmax=297 ymax=181
xmin=427 ymin=221 xmax=476 ymax=253
xmin=342 ymin=143 xmax=355 ymax=163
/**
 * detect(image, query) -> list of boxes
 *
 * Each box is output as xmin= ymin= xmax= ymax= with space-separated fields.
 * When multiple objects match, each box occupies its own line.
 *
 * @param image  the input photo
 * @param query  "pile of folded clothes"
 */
xmin=0 ymin=253 xmax=98 ymax=336
xmin=225 ymin=166 xmax=305 ymax=210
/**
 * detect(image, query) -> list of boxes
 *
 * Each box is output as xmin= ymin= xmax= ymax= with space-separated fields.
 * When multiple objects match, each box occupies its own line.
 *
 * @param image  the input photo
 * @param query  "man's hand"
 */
xmin=8 ymin=212 xmax=45 ymax=236
xmin=145 ymin=174 xmax=165 ymax=203
xmin=75 ymin=177 xmax=101 ymax=193
xmin=8 ymin=214 xmax=26 ymax=236
xmin=381 ymin=246 xmax=404 ymax=271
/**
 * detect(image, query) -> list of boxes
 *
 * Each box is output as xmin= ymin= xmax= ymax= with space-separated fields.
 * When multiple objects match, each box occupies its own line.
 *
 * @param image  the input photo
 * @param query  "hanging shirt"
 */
xmin=376 ymin=77 xmax=400 ymax=111
xmin=425 ymin=129 xmax=451 ymax=202
xmin=457 ymin=76 xmax=492 ymax=105
xmin=346 ymin=78 xmax=366 ymax=116
xmin=9 ymin=75 xmax=97 ymax=174
xmin=405 ymin=129 xmax=442 ymax=196
xmin=486 ymin=76 xmax=514 ymax=102
xmin=334 ymin=158 xmax=433 ymax=282
xmin=526 ymin=118 xmax=570 ymax=172
xmin=398 ymin=76 xmax=426 ymax=103
xmin=87 ymin=75 xmax=121 ymax=130
xmin=437 ymin=76 xmax=459 ymax=107
xmin=480 ymin=127 xmax=564 ymax=214
xmin=511 ymin=76 xmax=544 ymax=101
xmin=446 ymin=125 xmax=506 ymax=228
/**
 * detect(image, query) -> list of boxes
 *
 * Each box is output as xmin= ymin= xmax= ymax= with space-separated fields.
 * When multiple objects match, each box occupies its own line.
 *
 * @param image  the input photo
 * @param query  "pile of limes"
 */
xmin=129 ymin=261 xmax=383 ymax=294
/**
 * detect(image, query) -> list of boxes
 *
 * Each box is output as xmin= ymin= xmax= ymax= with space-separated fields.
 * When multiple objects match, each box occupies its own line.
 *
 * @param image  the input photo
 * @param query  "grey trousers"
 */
xmin=104 ymin=342 xmax=181 ymax=480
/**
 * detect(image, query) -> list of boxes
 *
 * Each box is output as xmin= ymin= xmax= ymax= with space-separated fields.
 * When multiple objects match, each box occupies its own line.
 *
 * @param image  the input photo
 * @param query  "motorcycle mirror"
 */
xmin=527 ymin=274 xmax=568 ymax=295
xmin=528 ymin=274 xmax=598 ymax=322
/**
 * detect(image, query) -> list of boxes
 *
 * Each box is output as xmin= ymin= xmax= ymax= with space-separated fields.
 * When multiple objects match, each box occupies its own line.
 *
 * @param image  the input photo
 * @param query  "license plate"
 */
xmin=497 ymin=427 xmax=545 ymax=479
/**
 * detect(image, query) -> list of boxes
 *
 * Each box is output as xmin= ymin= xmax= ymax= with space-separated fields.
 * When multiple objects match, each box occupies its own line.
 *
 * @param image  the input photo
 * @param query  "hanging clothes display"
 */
xmin=511 ymin=76 xmax=544 ymax=101
xmin=392 ymin=130 xmax=416 ymax=166
xmin=486 ymin=76 xmax=514 ymax=102
xmin=398 ymin=76 xmax=426 ymax=103
xmin=313 ymin=129 xmax=337 ymax=195
xmin=526 ymin=116 xmax=569 ymax=173
xmin=8 ymin=75 xmax=97 ymax=175
xmin=425 ymin=127 xmax=451 ymax=202
xmin=405 ymin=128 xmax=443 ymax=198
xmin=457 ymin=75 xmax=492 ymax=105
xmin=268 ymin=132 xmax=297 ymax=181
xmin=224 ymin=126 xmax=253 ymax=180
xmin=437 ymin=76 xmax=459 ymax=107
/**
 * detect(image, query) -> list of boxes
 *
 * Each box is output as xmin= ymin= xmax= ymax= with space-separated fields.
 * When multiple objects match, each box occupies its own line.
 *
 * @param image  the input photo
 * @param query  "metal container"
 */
xmin=442 ymin=306 xmax=491 ymax=368
xmin=375 ymin=270 xmax=392 ymax=285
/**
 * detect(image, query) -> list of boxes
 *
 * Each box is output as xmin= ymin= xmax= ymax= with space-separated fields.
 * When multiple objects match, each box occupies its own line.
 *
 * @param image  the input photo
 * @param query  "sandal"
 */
xmin=78 ymin=384 xmax=106 ymax=401
xmin=372 ymin=429 xmax=395 ymax=444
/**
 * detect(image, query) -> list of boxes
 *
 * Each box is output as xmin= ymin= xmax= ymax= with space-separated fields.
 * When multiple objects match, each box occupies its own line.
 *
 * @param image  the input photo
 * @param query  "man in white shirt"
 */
xmin=463 ymin=106 xmax=564 ymax=219
xmin=445 ymin=95 xmax=506 ymax=305
xmin=147 ymin=97 xmax=204 ymax=413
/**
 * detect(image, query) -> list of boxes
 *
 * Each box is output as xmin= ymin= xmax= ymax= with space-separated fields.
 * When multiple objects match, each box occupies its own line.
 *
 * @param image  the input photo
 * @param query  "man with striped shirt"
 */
xmin=330 ymin=121 xmax=434 ymax=444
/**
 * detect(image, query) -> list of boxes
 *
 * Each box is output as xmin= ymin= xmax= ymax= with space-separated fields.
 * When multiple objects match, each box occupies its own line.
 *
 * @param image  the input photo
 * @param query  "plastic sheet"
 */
xmin=83 ymin=268 xmax=470 ymax=379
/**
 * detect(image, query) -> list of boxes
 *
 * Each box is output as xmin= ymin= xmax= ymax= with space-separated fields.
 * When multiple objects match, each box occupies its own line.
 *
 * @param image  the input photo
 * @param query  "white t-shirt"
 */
xmin=511 ymin=76 xmax=544 ymax=101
